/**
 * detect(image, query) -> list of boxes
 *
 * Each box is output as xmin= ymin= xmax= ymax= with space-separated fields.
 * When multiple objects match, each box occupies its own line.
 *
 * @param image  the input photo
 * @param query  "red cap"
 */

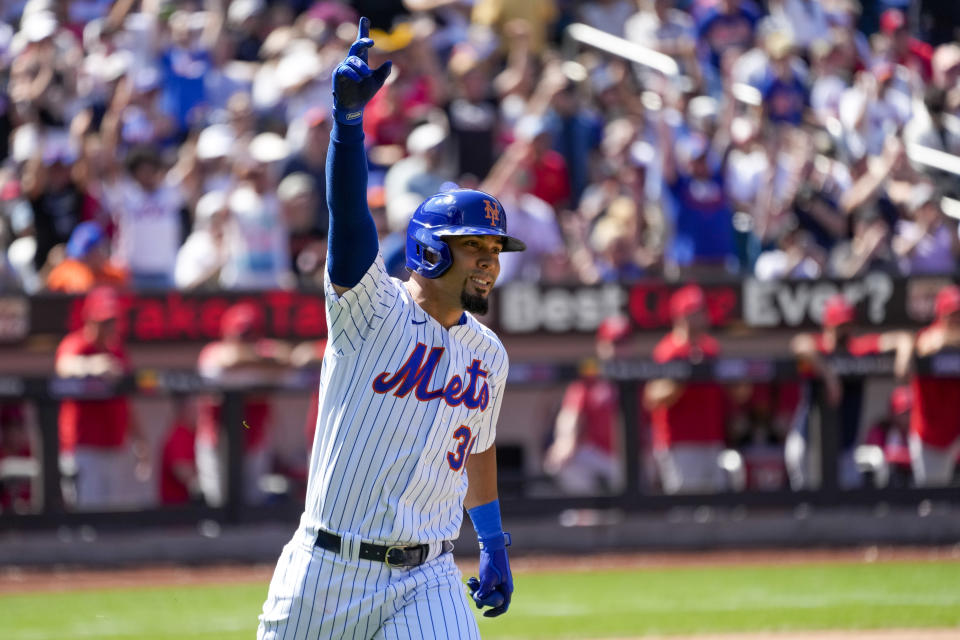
xmin=82 ymin=286 xmax=121 ymax=323
xmin=934 ymin=285 xmax=960 ymax=320
xmin=880 ymin=9 xmax=906 ymax=34
xmin=669 ymin=285 xmax=706 ymax=320
xmin=822 ymin=294 xmax=855 ymax=327
xmin=890 ymin=385 xmax=912 ymax=416
xmin=596 ymin=316 xmax=632 ymax=344
xmin=220 ymin=302 xmax=262 ymax=338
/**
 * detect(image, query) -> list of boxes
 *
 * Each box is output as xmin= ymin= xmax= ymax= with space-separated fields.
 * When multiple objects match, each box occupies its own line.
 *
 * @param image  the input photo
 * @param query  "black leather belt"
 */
xmin=315 ymin=529 xmax=453 ymax=567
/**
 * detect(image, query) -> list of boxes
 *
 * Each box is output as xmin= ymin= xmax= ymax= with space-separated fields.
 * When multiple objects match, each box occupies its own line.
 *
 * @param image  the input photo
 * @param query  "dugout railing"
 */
xmin=1 ymin=352 xmax=959 ymax=532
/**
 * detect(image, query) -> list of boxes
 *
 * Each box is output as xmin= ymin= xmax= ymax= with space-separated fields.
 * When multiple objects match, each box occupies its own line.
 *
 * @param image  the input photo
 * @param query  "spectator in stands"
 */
xmin=754 ymin=220 xmax=825 ymax=281
xmin=0 ymin=402 xmax=34 ymax=513
xmin=384 ymin=120 xmax=455 ymax=232
xmin=220 ymin=137 xmax=293 ymax=290
xmin=279 ymin=172 xmax=326 ymax=281
xmin=55 ymin=286 xmax=149 ymax=509
xmin=787 ymin=294 xmax=904 ymax=490
xmin=878 ymin=8 xmax=933 ymax=83
xmin=196 ymin=302 xmax=292 ymax=506
xmin=758 ymin=32 xmax=809 ymax=128
xmin=892 ymin=184 xmax=959 ymax=276
xmin=158 ymin=9 xmax=222 ymax=135
xmin=174 ymin=190 xmax=232 ymax=291
xmin=445 ymin=46 xmax=499 ymax=183
xmin=589 ymin=198 xmax=649 ymax=282
xmin=101 ymin=145 xmax=186 ymax=290
xmin=471 ymin=0 xmax=559 ymax=56
xmin=644 ymin=285 xmax=729 ymax=494
xmin=895 ymin=286 xmax=960 ymax=487
xmin=659 ymin=116 xmax=737 ymax=275
xmin=829 ymin=207 xmax=898 ymax=278
xmin=513 ymin=114 xmax=572 ymax=211
xmin=625 ymin=0 xmax=696 ymax=71
xmin=281 ymin=107 xmax=330 ymax=237
xmin=158 ymin=394 xmax=200 ymax=506
xmin=694 ymin=0 xmax=761 ymax=95
xmin=45 ymin=221 xmax=127 ymax=293
xmin=22 ymin=134 xmax=89 ymax=274
xmin=862 ymin=385 xmax=913 ymax=488
xmin=543 ymin=316 xmax=631 ymax=495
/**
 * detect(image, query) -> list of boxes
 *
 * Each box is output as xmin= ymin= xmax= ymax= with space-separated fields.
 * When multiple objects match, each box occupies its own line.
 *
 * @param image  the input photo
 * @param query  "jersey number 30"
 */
xmin=447 ymin=425 xmax=477 ymax=472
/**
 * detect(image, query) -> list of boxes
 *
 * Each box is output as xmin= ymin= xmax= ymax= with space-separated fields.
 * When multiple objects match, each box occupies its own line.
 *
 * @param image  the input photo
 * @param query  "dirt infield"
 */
xmin=2 ymin=545 xmax=959 ymax=594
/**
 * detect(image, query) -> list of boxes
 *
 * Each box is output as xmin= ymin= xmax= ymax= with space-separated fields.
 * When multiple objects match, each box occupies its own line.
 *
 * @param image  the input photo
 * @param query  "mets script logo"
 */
xmin=372 ymin=343 xmax=490 ymax=411
xmin=483 ymin=199 xmax=500 ymax=227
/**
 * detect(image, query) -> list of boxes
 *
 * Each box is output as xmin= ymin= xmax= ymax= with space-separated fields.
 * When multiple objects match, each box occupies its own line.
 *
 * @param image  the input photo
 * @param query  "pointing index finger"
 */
xmin=358 ymin=16 xmax=369 ymax=43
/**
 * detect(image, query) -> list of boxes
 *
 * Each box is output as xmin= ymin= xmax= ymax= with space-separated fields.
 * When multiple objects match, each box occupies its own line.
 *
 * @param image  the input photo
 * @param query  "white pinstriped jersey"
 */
xmin=301 ymin=255 xmax=508 ymax=546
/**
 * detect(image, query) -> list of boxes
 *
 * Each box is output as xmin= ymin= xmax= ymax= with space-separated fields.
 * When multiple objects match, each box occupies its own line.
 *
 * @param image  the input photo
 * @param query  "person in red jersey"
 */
xmin=196 ymin=302 xmax=292 ymax=506
xmin=895 ymin=285 xmax=960 ymax=486
xmin=543 ymin=316 xmax=632 ymax=495
xmin=158 ymin=395 xmax=200 ymax=505
xmin=55 ymin=286 xmax=148 ymax=509
xmin=787 ymin=294 xmax=904 ymax=489
xmin=644 ymin=285 xmax=728 ymax=494
xmin=879 ymin=9 xmax=933 ymax=83
xmin=862 ymin=385 xmax=913 ymax=488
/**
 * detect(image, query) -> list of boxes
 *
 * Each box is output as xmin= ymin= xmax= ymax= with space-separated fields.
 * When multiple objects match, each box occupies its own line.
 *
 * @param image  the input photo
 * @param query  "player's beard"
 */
xmin=460 ymin=288 xmax=489 ymax=315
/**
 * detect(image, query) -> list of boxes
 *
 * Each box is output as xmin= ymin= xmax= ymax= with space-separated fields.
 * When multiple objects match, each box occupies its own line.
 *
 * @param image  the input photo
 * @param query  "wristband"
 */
xmin=332 ymin=107 xmax=363 ymax=126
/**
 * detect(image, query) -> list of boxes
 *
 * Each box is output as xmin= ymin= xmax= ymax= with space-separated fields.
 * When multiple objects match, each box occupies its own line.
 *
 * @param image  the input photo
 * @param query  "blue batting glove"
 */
xmin=467 ymin=533 xmax=513 ymax=617
xmin=332 ymin=17 xmax=392 ymax=125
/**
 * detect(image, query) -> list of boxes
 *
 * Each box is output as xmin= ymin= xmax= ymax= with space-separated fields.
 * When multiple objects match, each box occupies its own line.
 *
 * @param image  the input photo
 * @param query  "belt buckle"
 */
xmin=384 ymin=545 xmax=407 ymax=568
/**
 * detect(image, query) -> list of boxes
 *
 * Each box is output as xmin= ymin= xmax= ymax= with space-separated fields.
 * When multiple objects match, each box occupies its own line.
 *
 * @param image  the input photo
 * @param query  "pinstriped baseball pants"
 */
xmin=258 ymin=537 xmax=481 ymax=640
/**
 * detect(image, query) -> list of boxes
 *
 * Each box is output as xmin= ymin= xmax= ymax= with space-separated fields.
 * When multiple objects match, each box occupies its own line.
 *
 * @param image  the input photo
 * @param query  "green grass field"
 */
xmin=2 ymin=561 xmax=959 ymax=639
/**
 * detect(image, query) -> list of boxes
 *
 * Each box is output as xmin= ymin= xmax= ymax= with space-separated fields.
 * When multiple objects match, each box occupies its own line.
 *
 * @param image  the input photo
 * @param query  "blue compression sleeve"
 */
xmin=326 ymin=120 xmax=379 ymax=288
xmin=467 ymin=499 xmax=504 ymax=540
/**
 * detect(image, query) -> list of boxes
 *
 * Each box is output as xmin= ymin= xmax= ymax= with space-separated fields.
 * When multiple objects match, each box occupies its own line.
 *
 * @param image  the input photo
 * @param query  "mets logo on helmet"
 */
xmin=483 ymin=199 xmax=500 ymax=227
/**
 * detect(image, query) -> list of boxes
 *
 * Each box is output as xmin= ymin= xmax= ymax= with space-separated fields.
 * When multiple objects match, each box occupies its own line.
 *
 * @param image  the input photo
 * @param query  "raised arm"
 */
xmin=326 ymin=18 xmax=392 ymax=296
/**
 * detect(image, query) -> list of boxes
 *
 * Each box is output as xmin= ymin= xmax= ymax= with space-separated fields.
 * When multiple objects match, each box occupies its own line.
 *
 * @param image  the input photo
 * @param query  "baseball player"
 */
xmin=258 ymin=18 xmax=523 ymax=639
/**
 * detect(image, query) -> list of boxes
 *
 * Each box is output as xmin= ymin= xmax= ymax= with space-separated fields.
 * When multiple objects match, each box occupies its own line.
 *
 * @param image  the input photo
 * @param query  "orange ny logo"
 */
xmin=483 ymin=199 xmax=500 ymax=227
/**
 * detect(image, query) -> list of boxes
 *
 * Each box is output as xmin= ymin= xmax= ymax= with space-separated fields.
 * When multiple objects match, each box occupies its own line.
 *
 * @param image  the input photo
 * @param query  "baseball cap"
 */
xmin=66 ymin=221 xmax=105 ymax=259
xmin=406 ymin=122 xmax=447 ymax=155
xmin=669 ymin=285 xmax=706 ymax=320
xmin=889 ymin=386 xmax=912 ymax=416
xmin=822 ymin=294 xmax=855 ymax=327
xmin=596 ymin=316 xmax=632 ymax=345
xmin=221 ymin=302 xmax=261 ymax=338
xmin=195 ymin=190 xmax=228 ymax=224
xmin=82 ymin=286 xmax=121 ymax=323
xmin=248 ymin=132 xmax=289 ymax=164
xmin=880 ymin=9 xmax=906 ymax=34
xmin=934 ymin=285 xmax=960 ymax=320
xmin=196 ymin=124 xmax=234 ymax=161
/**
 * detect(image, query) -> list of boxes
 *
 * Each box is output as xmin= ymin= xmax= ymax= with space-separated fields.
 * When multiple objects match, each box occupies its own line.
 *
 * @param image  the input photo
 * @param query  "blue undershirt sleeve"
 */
xmin=325 ymin=120 xmax=379 ymax=289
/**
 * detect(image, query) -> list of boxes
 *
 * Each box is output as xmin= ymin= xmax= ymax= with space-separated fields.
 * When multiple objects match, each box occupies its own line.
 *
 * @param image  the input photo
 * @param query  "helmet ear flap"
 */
xmin=406 ymin=225 xmax=453 ymax=278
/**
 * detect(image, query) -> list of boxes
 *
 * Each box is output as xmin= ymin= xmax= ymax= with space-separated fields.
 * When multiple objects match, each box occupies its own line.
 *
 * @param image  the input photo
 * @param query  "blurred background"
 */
xmin=1 ymin=0 xmax=960 ymax=564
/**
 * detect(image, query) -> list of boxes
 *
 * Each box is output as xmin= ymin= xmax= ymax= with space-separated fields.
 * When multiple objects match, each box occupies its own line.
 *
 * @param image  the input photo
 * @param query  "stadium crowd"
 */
xmin=2 ymin=0 xmax=960 ymax=510
xmin=0 ymin=0 xmax=959 ymax=292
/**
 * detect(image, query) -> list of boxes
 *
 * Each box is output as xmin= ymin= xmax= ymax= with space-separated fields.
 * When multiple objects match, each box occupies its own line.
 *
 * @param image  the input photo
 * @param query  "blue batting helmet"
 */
xmin=406 ymin=189 xmax=526 ymax=278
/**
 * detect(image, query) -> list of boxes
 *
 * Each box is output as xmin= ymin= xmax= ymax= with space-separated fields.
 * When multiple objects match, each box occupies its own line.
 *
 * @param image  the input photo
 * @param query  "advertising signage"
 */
xmin=3 ymin=273 xmax=956 ymax=344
